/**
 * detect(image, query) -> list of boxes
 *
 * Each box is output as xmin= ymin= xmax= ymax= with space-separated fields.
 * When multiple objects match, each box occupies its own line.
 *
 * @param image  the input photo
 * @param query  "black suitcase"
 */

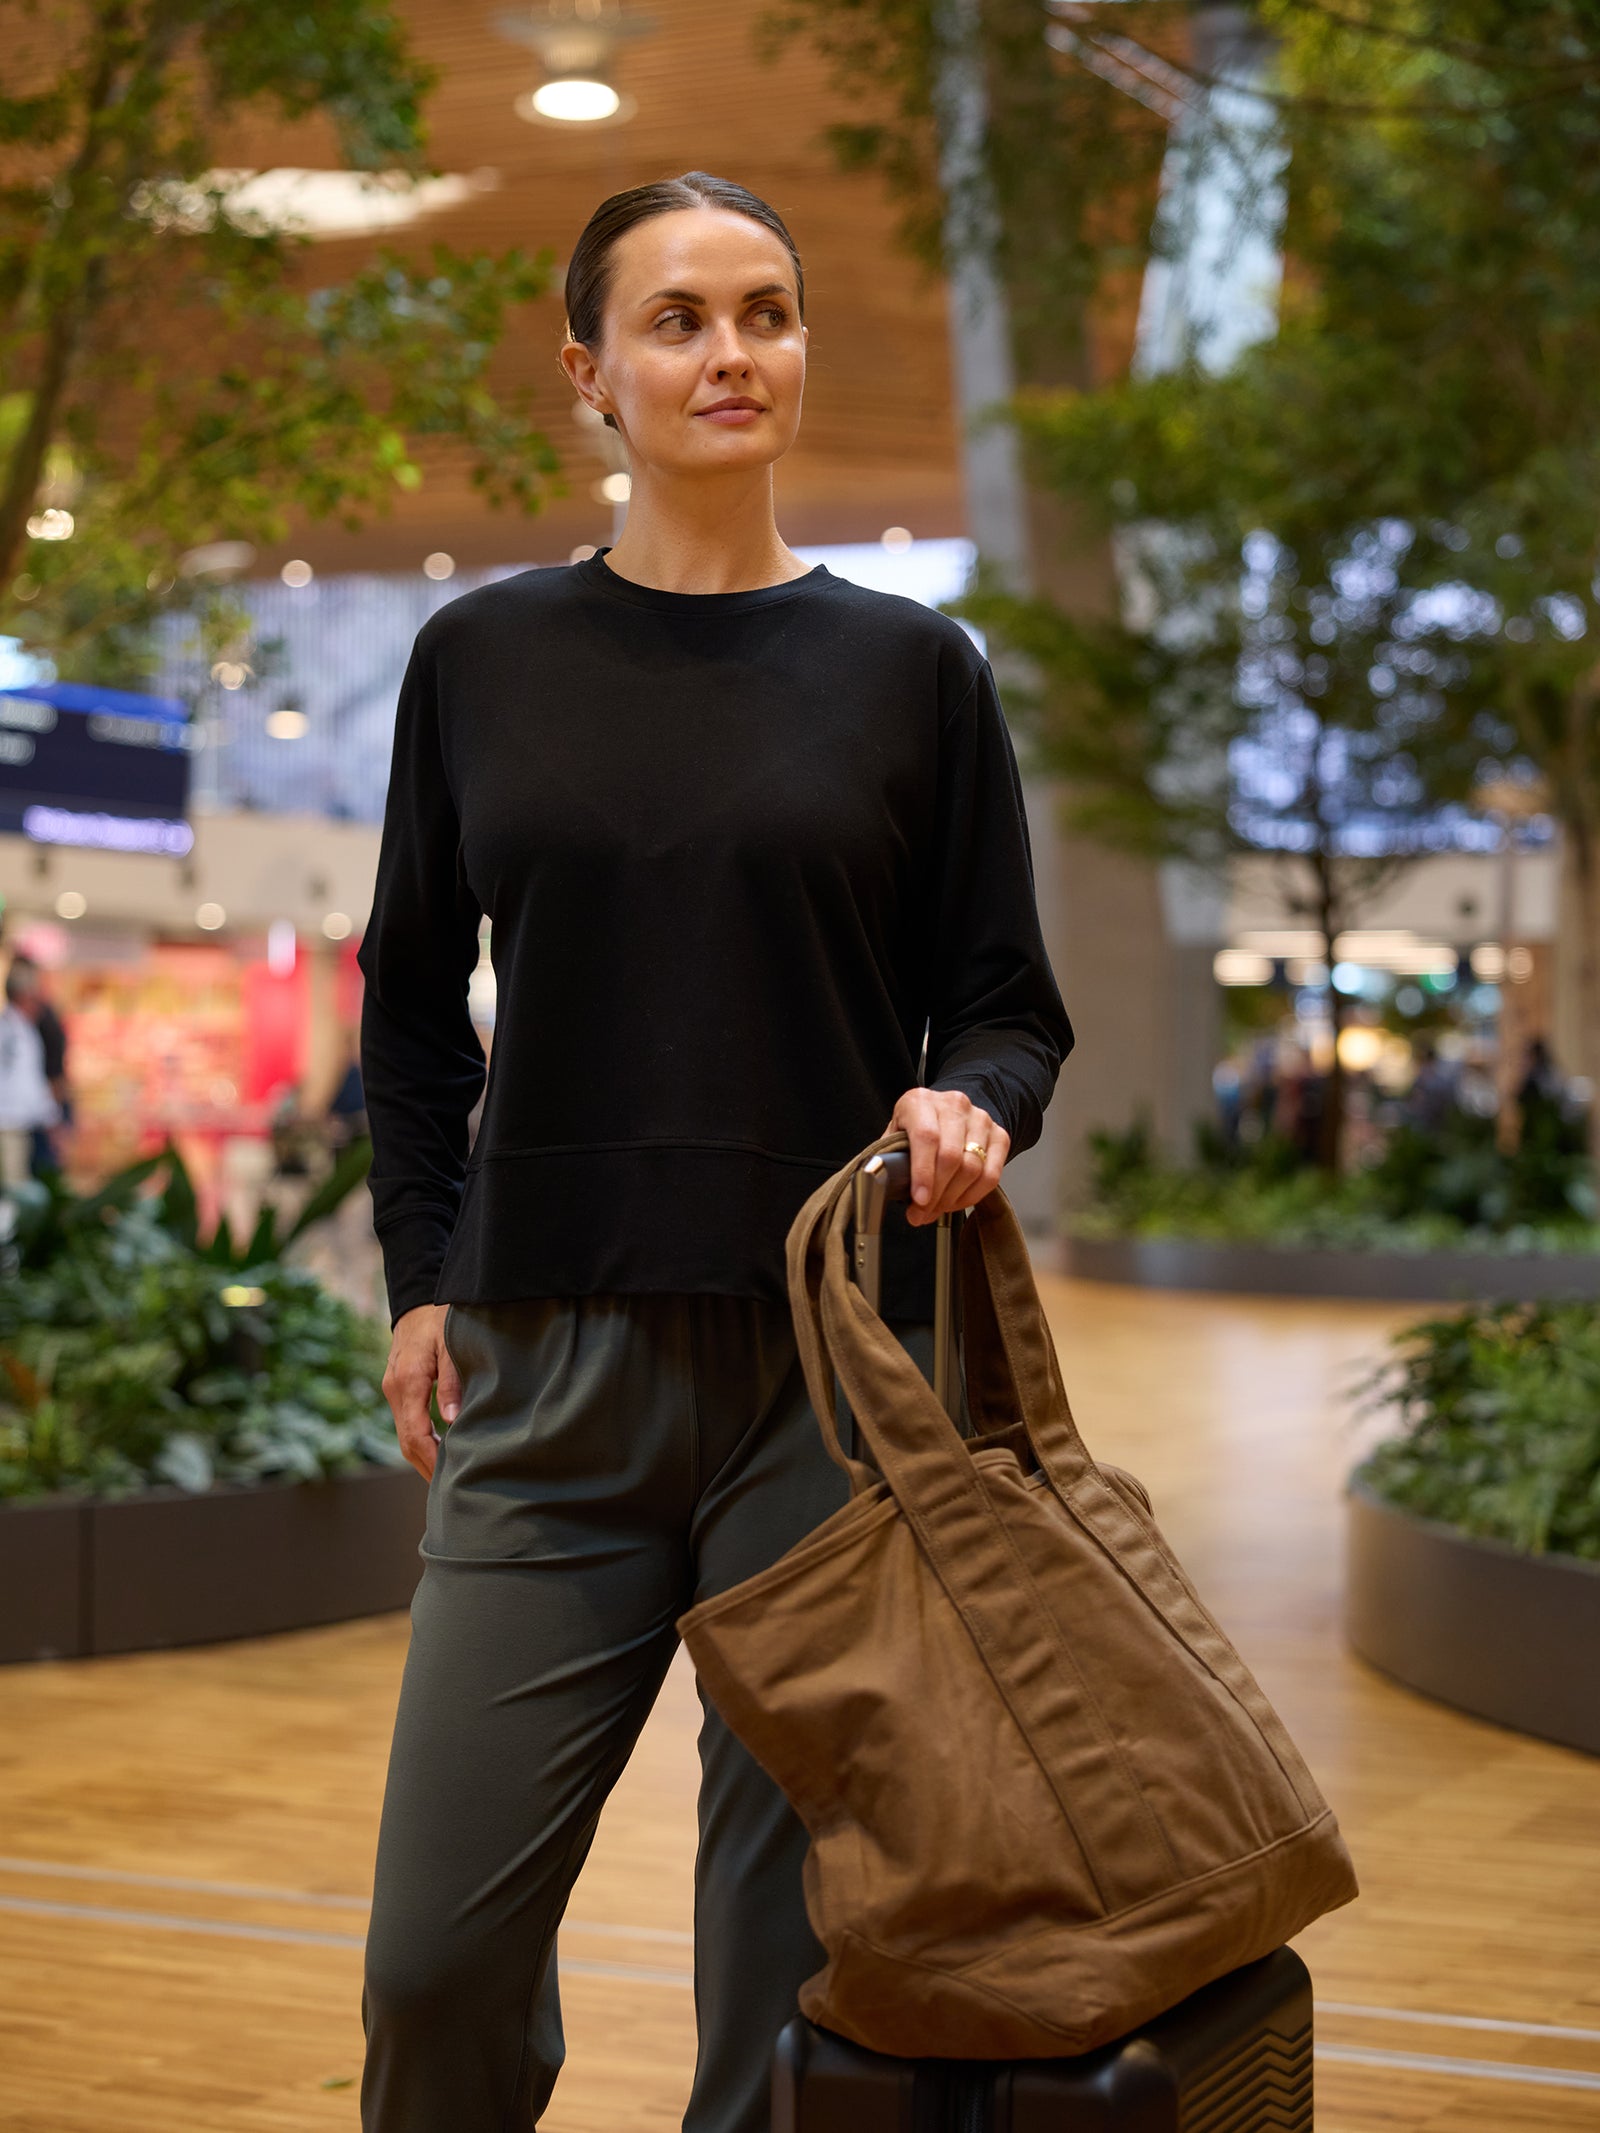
xmin=772 ymin=1946 xmax=1313 ymax=2132
xmin=780 ymin=1154 xmax=1316 ymax=2130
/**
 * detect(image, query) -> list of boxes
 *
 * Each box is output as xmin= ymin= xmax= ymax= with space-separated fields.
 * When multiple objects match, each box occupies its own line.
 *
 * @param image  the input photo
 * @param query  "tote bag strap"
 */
xmin=789 ymin=1142 xmax=1173 ymax=1907
xmin=785 ymin=1128 xmax=901 ymax=1497
xmin=788 ymin=1131 xmax=1098 ymax=1500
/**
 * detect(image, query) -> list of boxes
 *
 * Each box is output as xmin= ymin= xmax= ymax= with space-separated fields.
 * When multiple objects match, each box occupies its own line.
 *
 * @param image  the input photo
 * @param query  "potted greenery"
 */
xmin=1065 ymin=1116 xmax=1600 ymax=1302
xmin=0 ymin=1142 xmax=420 ymax=1664
xmin=1345 ymin=1302 xmax=1600 ymax=1755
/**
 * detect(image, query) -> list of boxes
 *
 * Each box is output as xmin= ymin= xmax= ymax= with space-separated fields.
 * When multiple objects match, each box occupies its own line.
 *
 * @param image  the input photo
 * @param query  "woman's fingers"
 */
xmin=889 ymin=1088 xmax=1008 ymax=1222
xmin=382 ymin=1305 xmax=447 ymax=1482
xmin=436 ymin=1335 xmax=463 ymax=1426
xmin=944 ymin=1118 xmax=1009 ymax=1213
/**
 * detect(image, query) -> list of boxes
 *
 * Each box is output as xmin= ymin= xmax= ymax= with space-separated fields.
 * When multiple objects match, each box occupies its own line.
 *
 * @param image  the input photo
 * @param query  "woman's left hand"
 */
xmin=885 ymin=1088 xmax=1009 ymax=1225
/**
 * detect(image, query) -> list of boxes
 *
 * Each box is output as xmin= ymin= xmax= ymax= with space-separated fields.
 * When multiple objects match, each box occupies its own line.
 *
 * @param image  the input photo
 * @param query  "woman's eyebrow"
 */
xmin=642 ymin=283 xmax=791 ymax=306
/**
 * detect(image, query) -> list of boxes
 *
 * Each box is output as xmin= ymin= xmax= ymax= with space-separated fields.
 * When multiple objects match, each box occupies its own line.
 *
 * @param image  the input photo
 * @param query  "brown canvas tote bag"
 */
xmin=677 ymin=1129 xmax=1357 ymax=2059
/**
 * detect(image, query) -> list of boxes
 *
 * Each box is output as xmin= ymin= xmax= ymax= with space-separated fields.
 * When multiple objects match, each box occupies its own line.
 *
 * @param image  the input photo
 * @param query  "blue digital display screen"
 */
xmin=0 ymin=684 xmax=193 ymax=853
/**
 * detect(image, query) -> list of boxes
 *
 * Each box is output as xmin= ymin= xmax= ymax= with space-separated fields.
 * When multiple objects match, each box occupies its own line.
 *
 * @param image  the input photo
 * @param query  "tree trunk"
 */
xmin=1311 ymin=857 xmax=1346 ymax=1172
xmin=0 ymin=15 xmax=131 ymax=585
xmin=0 ymin=291 xmax=89 ymax=585
xmin=1554 ymin=821 xmax=1600 ymax=1163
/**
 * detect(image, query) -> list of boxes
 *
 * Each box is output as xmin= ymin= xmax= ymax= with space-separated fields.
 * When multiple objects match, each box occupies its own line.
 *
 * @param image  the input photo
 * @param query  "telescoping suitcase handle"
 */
xmin=849 ymin=1149 xmax=964 ymax=1422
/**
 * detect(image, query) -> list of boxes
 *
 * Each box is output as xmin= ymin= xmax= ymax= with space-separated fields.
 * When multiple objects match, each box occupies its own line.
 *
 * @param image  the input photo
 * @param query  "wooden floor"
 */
xmin=2 ymin=1274 xmax=1597 ymax=2130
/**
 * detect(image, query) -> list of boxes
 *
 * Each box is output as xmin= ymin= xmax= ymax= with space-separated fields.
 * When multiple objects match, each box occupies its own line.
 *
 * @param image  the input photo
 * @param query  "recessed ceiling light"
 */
xmin=196 ymin=902 xmax=226 ymax=931
xmin=596 ymin=472 xmax=631 ymax=504
xmin=322 ymin=911 xmax=353 ymax=941
xmin=55 ymin=890 xmax=86 ymax=920
xmin=281 ymin=558 xmax=313 ymax=587
xmin=266 ymin=708 xmax=309 ymax=740
xmin=880 ymin=526 xmax=913 ymax=552
xmin=423 ymin=551 xmax=456 ymax=581
xmin=523 ymin=78 xmax=621 ymax=122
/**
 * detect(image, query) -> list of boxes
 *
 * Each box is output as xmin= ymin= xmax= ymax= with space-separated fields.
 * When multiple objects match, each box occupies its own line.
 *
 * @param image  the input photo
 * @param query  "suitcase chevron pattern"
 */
xmin=1181 ymin=2013 xmax=1312 ymax=2132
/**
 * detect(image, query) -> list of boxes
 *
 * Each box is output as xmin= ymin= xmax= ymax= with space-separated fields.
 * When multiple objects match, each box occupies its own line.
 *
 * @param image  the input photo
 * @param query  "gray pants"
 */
xmin=361 ymin=1291 xmax=957 ymax=2133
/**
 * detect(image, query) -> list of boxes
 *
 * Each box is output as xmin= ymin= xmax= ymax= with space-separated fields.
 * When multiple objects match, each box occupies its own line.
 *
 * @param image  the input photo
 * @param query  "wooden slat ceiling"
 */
xmin=225 ymin=2 xmax=967 ymax=573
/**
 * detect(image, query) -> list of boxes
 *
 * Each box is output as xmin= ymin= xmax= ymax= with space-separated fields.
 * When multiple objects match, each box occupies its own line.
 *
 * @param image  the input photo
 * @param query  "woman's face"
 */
xmin=564 ymin=207 xmax=807 ymax=476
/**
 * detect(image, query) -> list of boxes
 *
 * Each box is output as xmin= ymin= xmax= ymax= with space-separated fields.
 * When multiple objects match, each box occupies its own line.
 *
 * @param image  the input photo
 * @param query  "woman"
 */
xmin=358 ymin=170 xmax=1073 ymax=2133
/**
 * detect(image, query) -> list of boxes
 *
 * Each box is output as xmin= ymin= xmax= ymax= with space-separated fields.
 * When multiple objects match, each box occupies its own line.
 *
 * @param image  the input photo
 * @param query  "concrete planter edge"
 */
xmin=1063 ymin=1233 xmax=1600 ymax=1303
xmin=0 ymin=1462 xmax=426 ymax=1664
xmin=1344 ymin=1477 xmax=1600 ymax=1757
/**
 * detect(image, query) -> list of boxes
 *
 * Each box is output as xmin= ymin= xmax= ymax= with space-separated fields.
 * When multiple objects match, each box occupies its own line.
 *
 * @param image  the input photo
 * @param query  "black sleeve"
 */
xmin=923 ymin=658 xmax=1073 ymax=1158
xmin=358 ymin=630 xmax=486 ymax=1324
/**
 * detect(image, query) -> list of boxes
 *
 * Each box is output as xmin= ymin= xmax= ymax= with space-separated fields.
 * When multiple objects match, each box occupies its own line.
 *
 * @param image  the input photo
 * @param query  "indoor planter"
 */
xmin=1343 ymin=1299 xmax=1600 ymax=1755
xmin=1064 ymin=1232 xmax=1600 ymax=1302
xmin=0 ymin=1140 xmax=420 ymax=1663
xmin=1345 ymin=1479 xmax=1600 ymax=1755
xmin=0 ymin=1463 xmax=426 ymax=1664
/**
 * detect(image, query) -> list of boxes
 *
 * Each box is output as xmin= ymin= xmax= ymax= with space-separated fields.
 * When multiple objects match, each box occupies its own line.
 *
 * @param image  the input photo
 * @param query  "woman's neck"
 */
xmin=600 ymin=470 xmax=810 ymax=594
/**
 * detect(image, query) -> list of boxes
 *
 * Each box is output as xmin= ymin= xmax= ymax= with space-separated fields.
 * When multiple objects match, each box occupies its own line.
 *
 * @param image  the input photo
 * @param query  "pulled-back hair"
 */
xmin=563 ymin=172 xmax=805 ymax=429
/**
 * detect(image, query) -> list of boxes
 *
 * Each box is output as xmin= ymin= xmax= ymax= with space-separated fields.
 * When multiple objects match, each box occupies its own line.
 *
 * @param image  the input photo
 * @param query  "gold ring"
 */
xmin=964 ymin=1140 xmax=988 ymax=1160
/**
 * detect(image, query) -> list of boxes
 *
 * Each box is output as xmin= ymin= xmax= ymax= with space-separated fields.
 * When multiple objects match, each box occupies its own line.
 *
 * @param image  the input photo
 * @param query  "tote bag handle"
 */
xmin=788 ymin=1131 xmax=1095 ymax=1505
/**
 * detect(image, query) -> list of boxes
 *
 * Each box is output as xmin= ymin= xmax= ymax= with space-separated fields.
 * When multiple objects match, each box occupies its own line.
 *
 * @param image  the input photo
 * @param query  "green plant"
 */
xmin=0 ymin=1141 xmax=400 ymax=1500
xmin=0 ymin=2 xmax=560 ymax=679
xmin=1356 ymin=1304 xmax=1600 ymax=1561
xmin=1076 ymin=1119 xmax=1600 ymax=1253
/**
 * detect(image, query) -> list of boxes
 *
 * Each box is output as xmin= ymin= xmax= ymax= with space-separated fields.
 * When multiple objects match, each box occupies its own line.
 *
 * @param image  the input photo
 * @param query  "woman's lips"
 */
xmin=695 ymin=405 xmax=764 ymax=425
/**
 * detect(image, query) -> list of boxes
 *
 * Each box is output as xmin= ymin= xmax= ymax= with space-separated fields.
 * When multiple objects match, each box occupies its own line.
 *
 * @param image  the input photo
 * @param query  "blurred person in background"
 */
xmin=325 ymin=1034 xmax=368 ymax=1151
xmin=355 ymin=171 xmax=1071 ymax=2133
xmin=5 ymin=954 xmax=68 ymax=1176
xmin=1405 ymin=1036 xmax=1459 ymax=1135
xmin=0 ymin=964 xmax=60 ymax=1187
xmin=1517 ymin=1033 xmax=1563 ymax=1121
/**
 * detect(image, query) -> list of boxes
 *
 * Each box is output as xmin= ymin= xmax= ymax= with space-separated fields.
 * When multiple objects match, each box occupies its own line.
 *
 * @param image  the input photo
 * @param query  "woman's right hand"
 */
xmin=383 ymin=1304 xmax=463 ymax=1481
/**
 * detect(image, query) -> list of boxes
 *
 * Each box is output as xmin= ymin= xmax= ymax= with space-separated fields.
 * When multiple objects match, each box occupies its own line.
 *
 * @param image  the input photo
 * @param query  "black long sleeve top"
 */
xmin=358 ymin=547 xmax=1073 ymax=1326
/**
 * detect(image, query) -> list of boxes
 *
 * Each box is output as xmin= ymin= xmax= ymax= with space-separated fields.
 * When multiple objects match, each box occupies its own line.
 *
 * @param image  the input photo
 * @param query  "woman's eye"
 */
xmin=657 ymin=308 xmax=697 ymax=332
xmin=756 ymin=305 xmax=788 ymax=328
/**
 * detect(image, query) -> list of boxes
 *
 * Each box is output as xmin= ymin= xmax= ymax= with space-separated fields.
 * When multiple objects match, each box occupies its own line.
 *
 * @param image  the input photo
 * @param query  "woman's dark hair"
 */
xmin=563 ymin=171 xmax=805 ymax=429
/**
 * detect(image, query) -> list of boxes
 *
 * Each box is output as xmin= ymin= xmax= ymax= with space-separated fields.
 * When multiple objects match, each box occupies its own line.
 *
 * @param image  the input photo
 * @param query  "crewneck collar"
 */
xmin=575 ymin=545 xmax=836 ymax=614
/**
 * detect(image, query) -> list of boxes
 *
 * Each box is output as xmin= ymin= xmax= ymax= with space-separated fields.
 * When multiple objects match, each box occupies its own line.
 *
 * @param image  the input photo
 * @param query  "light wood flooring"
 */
xmin=1 ymin=1274 xmax=1596 ymax=2130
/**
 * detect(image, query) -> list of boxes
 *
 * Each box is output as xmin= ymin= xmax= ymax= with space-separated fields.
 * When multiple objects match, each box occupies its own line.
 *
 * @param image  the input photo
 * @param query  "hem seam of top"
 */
xmin=466 ymin=1135 xmax=843 ymax=1168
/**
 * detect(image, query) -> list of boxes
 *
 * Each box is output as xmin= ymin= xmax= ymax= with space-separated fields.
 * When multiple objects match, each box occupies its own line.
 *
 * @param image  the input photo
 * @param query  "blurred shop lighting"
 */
xmin=1235 ymin=928 xmax=1456 ymax=977
xmin=498 ymin=1 xmax=652 ymax=126
xmin=1336 ymin=1026 xmax=1386 ymax=1073
xmin=281 ymin=559 xmax=313 ymax=588
xmin=133 ymin=168 xmax=499 ymax=240
xmin=211 ymin=661 xmax=250 ymax=690
xmin=596 ymin=472 xmax=631 ymax=505
xmin=423 ymin=552 xmax=456 ymax=581
xmin=881 ymin=526 xmax=913 ymax=552
xmin=1213 ymin=949 xmax=1274 ymax=987
xmin=267 ymin=920 xmax=297 ymax=978
xmin=196 ymin=902 xmax=226 ymax=931
xmin=220 ymin=1284 xmax=268 ymax=1308
xmin=265 ymin=707 xmax=308 ymax=740
xmin=54 ymin=890 xmax=86 ymax=920
xmin=322 ymin=912 xmax=353 ymax=941
xmin=26 ymin=508 xmax=73 ymax=541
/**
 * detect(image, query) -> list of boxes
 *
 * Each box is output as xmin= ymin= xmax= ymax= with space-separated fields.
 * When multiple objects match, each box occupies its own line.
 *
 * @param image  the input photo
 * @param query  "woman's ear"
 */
xmin=559 ymin=336 xmax=609 ymax=421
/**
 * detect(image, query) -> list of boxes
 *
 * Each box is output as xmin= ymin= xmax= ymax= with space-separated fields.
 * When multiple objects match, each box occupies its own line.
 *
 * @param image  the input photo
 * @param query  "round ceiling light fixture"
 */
xmin=496 ymin=2 xmax=652 ymax=128
xmin=520 ymin=79 xmax=621 ymax=122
